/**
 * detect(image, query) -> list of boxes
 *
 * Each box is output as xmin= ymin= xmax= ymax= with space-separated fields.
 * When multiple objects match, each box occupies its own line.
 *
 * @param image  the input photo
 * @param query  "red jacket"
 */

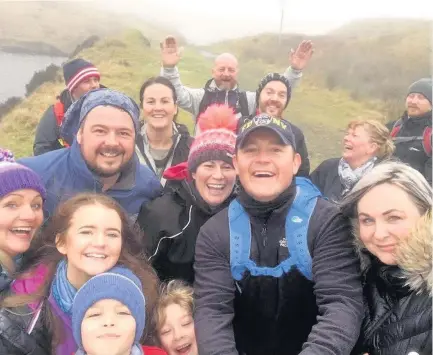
xmin=142 ymin=346 xmax=167 ymax=355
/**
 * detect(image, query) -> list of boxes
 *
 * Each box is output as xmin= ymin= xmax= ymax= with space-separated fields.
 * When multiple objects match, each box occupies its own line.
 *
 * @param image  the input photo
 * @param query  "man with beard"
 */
xmin=193 ymin=114 xmax=363 ymax=355
xmin=19 ymin=88 xmax=162 ymax=220
xmin=33 ymin=58 xmax=102 ymax=156
xmin=246 ymin=72 xmax=310 ymax=176
xmin=160 ymin=36 xmax=314 ymax=135
xmin=389 ymin=78 xmax=432 ymax=183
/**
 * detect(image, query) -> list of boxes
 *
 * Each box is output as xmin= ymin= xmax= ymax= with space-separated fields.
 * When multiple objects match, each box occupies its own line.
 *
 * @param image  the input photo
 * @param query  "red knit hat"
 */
xmin=163 ymin=104 xmax=238 ymax=181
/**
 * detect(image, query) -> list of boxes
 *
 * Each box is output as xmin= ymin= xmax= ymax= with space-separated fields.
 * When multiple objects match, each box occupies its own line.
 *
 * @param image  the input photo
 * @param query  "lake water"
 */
xmin=0 ymin=51 xmax=67 ymax=103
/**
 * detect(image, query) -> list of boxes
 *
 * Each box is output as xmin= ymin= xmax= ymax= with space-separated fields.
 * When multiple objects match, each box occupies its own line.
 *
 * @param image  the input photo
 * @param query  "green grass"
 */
xmin=0 ymin=30 xmax=384 ymax=169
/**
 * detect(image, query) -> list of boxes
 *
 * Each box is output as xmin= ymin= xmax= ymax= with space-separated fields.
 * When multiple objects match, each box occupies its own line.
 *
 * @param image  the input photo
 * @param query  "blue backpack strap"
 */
xmin=228 ymin=199 xmax=253 ymax=281
xmin=284 ymin=177 xmax=321 ymax=281
xmin=228 ymin=178 xmax=321 ymax=281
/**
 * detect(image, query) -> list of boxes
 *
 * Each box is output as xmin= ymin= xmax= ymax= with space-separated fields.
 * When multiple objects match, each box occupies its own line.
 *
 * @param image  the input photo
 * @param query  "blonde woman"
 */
xmin=311 ymin=119 xmax=394 ymax=202
xmin=154 ymin=280 xmax=197 ymax=355
xmin=341 ymin=161 xmax=432 ymax=355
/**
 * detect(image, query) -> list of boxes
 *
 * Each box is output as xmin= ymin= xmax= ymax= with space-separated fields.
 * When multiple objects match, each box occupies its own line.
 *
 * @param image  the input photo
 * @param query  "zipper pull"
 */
xmin=261 ymin=225 xmax=267 ymax=247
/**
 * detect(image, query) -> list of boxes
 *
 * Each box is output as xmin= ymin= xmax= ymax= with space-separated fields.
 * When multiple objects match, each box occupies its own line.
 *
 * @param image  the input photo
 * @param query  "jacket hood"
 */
xmin=395 ymin=212 xmax=432 ymax=295
xmin=353 ymin=212 xmax=432 ymax=295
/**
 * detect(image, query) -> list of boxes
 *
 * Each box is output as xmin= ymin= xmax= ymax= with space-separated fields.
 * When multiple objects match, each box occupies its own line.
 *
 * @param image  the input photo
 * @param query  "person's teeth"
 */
xmin=208 ymin=184 xmax=224 ymax=189
xmin=85 ymin=254 xmax=106 ymax=259
xmin=254 ymin=171 xmax=273 ymax=177
xmin=11 ymin=227 xmax=32 ymax=233
xmin=101 ymin=152 xmax=118 ymax=157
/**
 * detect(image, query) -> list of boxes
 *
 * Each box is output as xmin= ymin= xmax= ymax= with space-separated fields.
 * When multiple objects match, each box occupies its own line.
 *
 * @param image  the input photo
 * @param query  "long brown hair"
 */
xmin=1 ymin=193 xmax=159 ymax=348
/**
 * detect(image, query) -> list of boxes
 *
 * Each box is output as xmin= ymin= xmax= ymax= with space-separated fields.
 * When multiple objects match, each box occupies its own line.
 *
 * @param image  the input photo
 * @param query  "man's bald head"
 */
xmin=212 ymin=52 xmax=239 ymax=90
xmin=215 ymin=53 xmax=238 ymax=67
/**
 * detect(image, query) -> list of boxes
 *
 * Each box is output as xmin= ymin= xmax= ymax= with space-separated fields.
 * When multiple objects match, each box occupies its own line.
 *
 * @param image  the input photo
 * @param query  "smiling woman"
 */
xmin=136 ymin=76 xmax=193 ymax=191
xmin=137 ymin=104 xmax=237 ymax=284
xmin=0 ymin=160 xmax=45 ymax=292
xmin=311 ymin=119 xmax=395 ymax=202
xmin=0 ymin=193 xmax=159 ymax=355
xmin=341 ymin=161 xmax=432 ymax=355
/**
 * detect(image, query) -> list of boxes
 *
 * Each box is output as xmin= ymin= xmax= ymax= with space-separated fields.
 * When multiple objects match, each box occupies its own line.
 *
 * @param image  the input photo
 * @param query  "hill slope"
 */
xmin=0 ymin=1 xmax=175 ymax=55
xmin=0 ymin=30 xmax=383 ymax=168
xmin=209 ymin=19 xmax=431 ymax=119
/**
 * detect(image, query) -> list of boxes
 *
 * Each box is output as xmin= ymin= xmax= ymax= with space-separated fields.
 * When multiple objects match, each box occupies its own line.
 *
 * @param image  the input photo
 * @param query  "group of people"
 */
xmin=0 ymin=35 xmax=431 ymax=355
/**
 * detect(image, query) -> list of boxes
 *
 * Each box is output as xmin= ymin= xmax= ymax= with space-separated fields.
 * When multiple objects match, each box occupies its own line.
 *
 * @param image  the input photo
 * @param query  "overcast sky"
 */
xmin=96 ymin=0 xmax=432 ymax=44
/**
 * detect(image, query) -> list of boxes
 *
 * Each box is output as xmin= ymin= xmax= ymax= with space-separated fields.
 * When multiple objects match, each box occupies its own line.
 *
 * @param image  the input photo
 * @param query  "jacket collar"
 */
xmin=402 ymin=109 xmax=432 ymax=123
xmin=140 ymin=122 xmax=179 ymax=147
xmin=75 ymin=344 xmax=144 ymax=355
xmin=69 ymin=140 xmax=137 ymax=191
xmin=205 ymin=78 xmax=239 ymax=92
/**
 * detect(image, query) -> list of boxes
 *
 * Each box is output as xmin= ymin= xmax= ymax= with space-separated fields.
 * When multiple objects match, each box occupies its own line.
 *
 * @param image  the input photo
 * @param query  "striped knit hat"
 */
xmin=163 ymin=105 xmax=238 ymax=181
xmin=63 ymin=58 xmax=100 ymax=93
xmin=188 ymin=104 xmax=238 ymax=173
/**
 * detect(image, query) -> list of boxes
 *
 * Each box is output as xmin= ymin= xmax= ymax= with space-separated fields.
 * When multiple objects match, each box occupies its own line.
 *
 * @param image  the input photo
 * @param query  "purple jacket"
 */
xmin=11 ymin=264 xmax=77 ymax=354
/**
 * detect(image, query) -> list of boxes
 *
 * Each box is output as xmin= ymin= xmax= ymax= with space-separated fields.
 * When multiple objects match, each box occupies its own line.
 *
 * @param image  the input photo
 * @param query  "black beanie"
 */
xmin=256 ymin=73 xmax=292 ymax=109
xmin=408 ymin=78 xmax=432 ymax=105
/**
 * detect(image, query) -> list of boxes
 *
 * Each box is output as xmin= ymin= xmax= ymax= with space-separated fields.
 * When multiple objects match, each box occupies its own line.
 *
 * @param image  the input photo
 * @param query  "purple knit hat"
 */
xmin=0 ymin=162 xmax=46 ymax=200
xmin=0 ymin=148 xmax=14 ymax=162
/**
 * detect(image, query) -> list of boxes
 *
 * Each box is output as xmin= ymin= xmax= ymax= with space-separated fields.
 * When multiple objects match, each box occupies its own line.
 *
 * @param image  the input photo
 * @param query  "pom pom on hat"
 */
xmin=163 ymin=104 xmax=238 ymax=180
xmin=197 ymin=104 xmax=238 ymax=133
xmin=188 ymin=104 xmax=237 ymax=173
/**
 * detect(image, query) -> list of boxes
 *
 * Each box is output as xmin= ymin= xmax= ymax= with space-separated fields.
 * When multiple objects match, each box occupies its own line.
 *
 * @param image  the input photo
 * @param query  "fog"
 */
xmin=95 ymin=0 xmax=433 ymax=44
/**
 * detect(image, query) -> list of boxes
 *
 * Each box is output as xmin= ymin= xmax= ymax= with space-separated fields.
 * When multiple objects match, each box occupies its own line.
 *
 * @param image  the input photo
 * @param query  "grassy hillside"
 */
xmin=0 ymin=1 xmax=176 ymax=55
xmin=0 ymin=30 xmax=384 ymax=168
xmin=209 ymin=19 xmax=431 ymax=119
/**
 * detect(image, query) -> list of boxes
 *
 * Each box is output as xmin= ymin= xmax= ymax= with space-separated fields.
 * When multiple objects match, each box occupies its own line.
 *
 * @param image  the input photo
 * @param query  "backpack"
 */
xmin=53 ymin=101 xmax=70 ymax=148
xmin=390 ymin=119 xmax=432 ymax=157
xmin=198 ymin=79 xmax=250 ymax=120
xmin=228 ymin=177 xmax=321 ymax=282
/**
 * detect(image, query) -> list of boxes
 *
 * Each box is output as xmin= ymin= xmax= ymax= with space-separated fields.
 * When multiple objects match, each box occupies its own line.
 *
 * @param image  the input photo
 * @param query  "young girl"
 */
xmin=73 ymin=266 xmax=166 ymax=355
xmin=155 ymin=280 xmax=198 ymax=355
xmin=0 ymin=193 xmax=158 ymax=355
xmin=0 ymin=160 xmax=46 ymax=292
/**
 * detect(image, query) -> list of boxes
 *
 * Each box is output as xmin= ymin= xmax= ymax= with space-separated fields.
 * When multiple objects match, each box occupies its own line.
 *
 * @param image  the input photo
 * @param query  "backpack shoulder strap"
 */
xmin=423 ymin=126 xmax=432 ymax=156
xmin=390 ymin=119 xmax=402 ymax=138
xmin=228 ymin=199 xmax=252 ymax=281
xmin=284 ymin=177 xmax=321 ymax=281
xmin=53 ymin=101 xmax=65 ymax=127
xmin=53 ymin=101 xmax=70 ymax=147
xmin=228 ymin=178 xmax=320 ymax=282
xmin=198 ymin=79 xmax=214 ymax=117
xmin=238 ymin=91 xmax=250 ymax=118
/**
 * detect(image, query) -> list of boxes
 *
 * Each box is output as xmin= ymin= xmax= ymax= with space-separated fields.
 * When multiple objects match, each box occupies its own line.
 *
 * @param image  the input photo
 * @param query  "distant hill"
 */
xmin=209 ymin=19 xmax=431 ymax=119
xmin=0 ymin=1 xmax=178 ymax=56
xmin=0 ymin=30 xmax=383 ymax=168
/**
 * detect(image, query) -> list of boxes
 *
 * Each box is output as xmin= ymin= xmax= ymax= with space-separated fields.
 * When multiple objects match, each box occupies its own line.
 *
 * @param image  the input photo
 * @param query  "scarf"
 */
xmin=51 ymin=259 xmax=77 ymax=317
xmin=74 ymin=344 xmax=144 ymax=355
xmin=237 ymin=181 xmax=296 ymax=219
xmin=338 ymin=157 xmax=377 ymax=195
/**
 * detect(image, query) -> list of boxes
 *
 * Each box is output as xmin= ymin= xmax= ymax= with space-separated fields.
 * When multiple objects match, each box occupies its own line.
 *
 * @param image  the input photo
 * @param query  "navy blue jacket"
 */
xmin=19 ymin=141 xmax=162 ymax=219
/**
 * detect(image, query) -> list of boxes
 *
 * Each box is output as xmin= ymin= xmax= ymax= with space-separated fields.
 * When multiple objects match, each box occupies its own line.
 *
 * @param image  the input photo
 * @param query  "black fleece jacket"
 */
xmin=194 ymin=188 xmax=363 ymax=355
